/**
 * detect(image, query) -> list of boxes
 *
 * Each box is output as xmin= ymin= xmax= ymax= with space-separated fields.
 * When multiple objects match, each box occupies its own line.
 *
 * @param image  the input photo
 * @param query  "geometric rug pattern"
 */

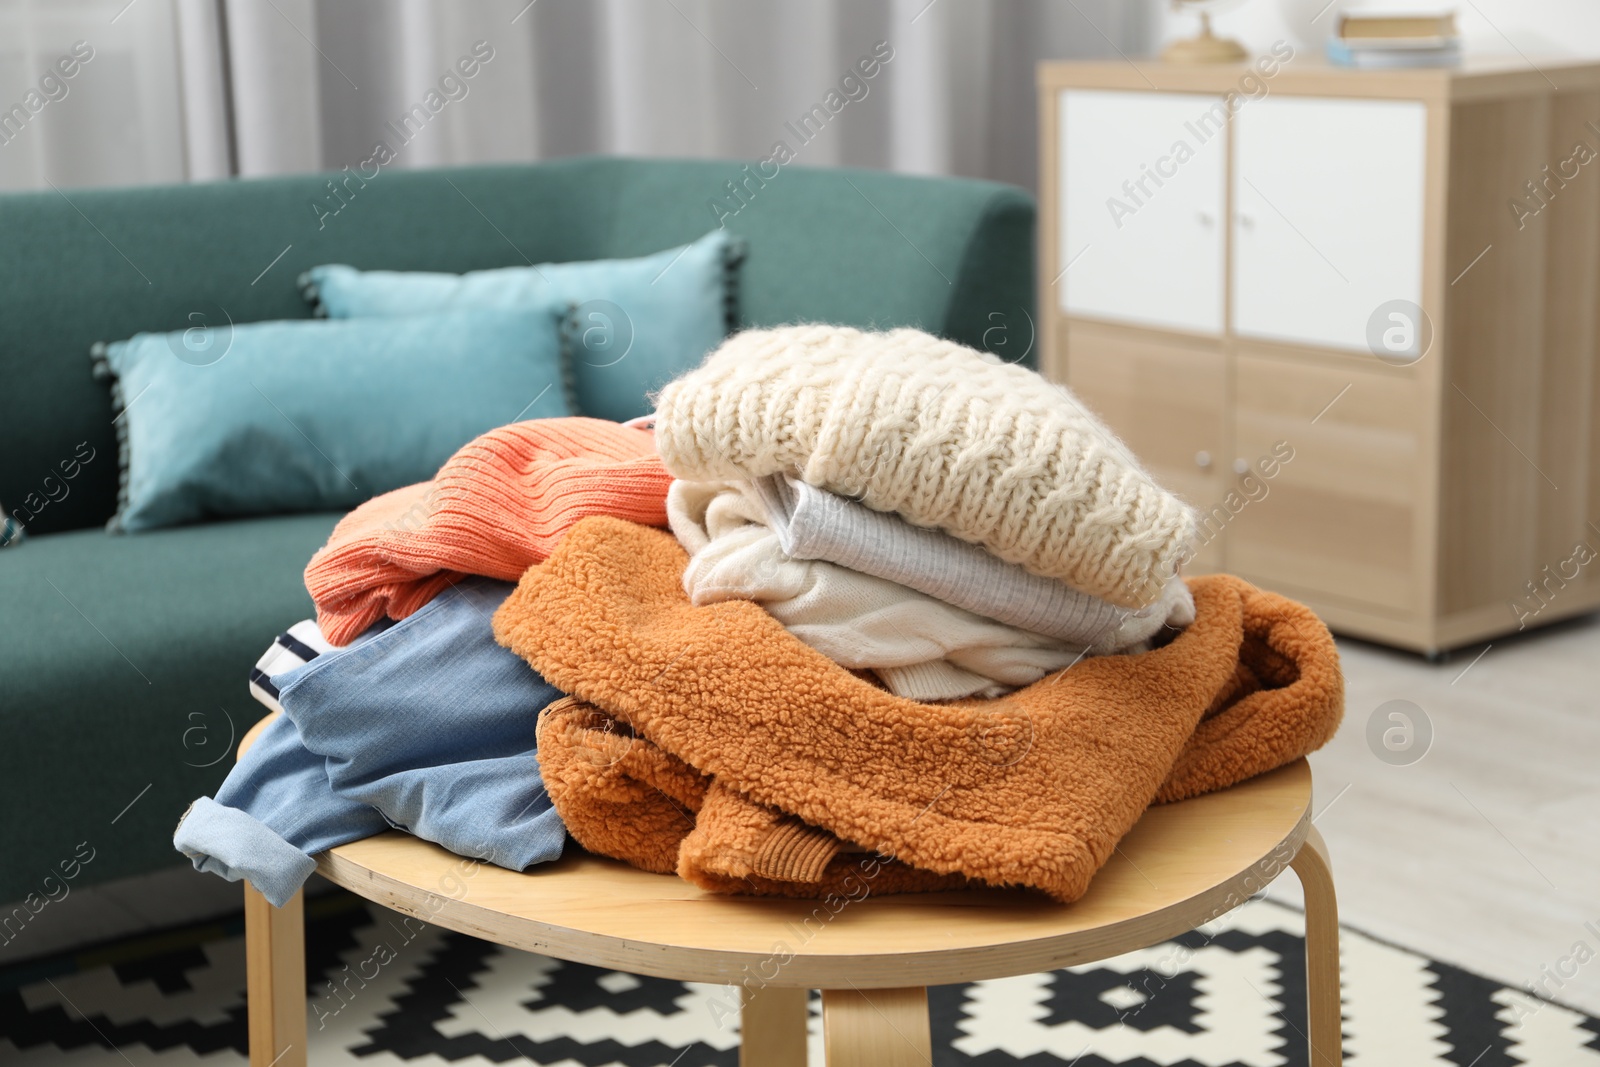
xmin=3 ymin=889 xmax=1598 ymax=1066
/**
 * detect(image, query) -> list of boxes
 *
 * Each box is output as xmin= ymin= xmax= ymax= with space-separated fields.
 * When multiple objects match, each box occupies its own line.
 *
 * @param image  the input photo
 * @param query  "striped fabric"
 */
xmin=246 ymin=619 xmax=339 ymax=713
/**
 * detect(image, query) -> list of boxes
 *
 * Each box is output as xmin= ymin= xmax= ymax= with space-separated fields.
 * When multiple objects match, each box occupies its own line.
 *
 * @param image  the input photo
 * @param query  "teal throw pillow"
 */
xmin=300 ymin=230 xmax=743 ymax=422
xmin=93 ymin=308 xmax=571 ymax=532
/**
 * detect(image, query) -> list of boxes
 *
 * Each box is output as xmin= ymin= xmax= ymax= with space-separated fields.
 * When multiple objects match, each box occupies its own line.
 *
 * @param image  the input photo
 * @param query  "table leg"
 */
xmin=1292 ymin=825 xmax=1343 ymax=1067
xmin=821 ymin=987 xmax=931 ymax=1067
xmin=740 ymin=985 xmax=808 ymax=1067
xmin=246 ymin=885 xmax=307 ymax=1067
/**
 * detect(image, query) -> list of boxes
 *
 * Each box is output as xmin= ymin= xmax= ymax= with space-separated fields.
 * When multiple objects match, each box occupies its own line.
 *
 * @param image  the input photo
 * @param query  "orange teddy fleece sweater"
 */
xmin=493 ymin=517 xmax=1344 ymax=903
xmin=306 ymin=418 xmax=670 ymax=644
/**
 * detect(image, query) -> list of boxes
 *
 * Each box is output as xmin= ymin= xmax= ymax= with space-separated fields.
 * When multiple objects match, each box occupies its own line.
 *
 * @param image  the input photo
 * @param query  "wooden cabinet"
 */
xmin=1039 ymin=58 xmax=1600 ymax=654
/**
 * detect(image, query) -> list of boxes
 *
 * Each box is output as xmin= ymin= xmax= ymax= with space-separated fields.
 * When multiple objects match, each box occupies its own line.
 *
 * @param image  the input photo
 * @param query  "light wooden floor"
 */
xmin=1264 ymin=611 xmax=1600 ymax=1016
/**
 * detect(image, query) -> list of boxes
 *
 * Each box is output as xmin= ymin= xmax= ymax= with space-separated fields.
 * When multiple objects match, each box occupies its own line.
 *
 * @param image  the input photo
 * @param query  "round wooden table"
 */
xmin=238 ymin=715 xmax=1340 ymax=1067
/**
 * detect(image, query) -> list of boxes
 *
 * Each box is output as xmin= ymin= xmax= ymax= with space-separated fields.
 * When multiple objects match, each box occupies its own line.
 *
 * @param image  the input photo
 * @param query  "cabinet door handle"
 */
xmin=1236 ymin=213 xmax=1255 ymax=230
xmin=1233 ymin=458 xmax=1250 ymax=475
xmin=1196 ymin=210 xmax=1215 ymax=227
xmin=1195 ymin=450 xmax=1212 ymax=470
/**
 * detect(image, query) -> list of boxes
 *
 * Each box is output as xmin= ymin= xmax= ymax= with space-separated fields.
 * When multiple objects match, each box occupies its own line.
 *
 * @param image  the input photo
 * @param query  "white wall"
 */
xmin=1155 ymin=0 xmax=1600 ymax=61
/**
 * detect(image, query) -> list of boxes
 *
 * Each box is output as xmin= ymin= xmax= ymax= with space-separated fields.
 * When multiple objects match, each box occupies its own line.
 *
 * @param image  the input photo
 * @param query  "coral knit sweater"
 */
xmin=305 ymin=418 xmax=671 ymax=644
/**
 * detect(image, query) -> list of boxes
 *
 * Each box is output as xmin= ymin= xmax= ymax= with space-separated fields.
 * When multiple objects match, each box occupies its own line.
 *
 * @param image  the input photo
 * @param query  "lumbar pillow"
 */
xmin=93 ymin=308 xmax=571 ymax=532
xmin=299 ymin=230 xmax=744 ymax=424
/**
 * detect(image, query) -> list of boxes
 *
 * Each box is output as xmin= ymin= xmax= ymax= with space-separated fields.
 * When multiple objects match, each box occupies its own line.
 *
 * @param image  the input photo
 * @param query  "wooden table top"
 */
xmin=313 ymin=759 xmax=1313 ymax=988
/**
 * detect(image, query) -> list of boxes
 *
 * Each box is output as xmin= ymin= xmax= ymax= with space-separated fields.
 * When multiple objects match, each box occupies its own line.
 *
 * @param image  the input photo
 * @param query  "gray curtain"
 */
xmin=0 ymin=0 xmax=187 ymax=190
xmin=184 ymin=0 xmax=1156 ymax=193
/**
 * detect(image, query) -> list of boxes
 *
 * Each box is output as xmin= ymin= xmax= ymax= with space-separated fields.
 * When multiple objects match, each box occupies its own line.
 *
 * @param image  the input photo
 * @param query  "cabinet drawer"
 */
xmin=1064 ymin=321 xmax=1227 ymax=572
xmin=1227 ymin=353 xmax=1423 ymax=613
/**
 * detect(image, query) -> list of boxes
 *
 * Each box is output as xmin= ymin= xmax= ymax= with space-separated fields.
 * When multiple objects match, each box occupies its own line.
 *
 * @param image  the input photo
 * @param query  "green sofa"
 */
xmin=0 ymin=156 xmax=1034 ymax=904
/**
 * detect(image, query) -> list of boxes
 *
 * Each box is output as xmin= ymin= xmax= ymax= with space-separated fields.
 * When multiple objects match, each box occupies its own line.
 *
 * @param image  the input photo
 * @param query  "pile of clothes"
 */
xmin=175 ymin=325 xmax=1343 ymax=908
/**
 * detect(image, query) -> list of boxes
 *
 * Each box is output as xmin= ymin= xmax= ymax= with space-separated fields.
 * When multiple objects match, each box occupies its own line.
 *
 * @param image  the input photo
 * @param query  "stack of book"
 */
xmin=1326 ymin=12 xmax=1461 ymax=68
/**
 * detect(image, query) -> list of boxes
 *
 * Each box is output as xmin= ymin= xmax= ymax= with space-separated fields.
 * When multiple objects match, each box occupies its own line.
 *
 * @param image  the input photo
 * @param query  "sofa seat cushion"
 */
xmin=0 ymin=512 xmax=340 ymax=901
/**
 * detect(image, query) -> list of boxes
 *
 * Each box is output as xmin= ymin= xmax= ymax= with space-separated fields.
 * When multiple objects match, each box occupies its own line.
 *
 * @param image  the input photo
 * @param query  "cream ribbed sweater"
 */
xmin=654 ymin=325 xmax=1199 ymax=608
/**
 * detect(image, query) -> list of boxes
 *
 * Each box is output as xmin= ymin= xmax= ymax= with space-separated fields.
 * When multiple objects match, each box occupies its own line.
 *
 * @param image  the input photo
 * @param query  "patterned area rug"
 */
xmin=2 ymin=888 xmax=1597 ymax=1066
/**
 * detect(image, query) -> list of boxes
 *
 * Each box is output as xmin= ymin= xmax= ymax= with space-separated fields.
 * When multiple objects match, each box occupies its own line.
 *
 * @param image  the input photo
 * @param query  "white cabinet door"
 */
xmin=1232 ymin=96 xmax=1427 ymax=352
xmin=1060 ymin=89 xmax=1227 ymax=335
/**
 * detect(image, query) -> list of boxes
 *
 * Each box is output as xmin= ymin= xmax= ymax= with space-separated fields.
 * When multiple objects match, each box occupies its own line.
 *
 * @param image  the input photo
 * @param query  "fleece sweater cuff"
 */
xmin=173 ymin=797 xmax=317 ymax=908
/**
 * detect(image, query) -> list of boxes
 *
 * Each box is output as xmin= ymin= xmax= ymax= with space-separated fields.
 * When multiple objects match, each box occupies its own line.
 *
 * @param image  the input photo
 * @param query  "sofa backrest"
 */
xmin=0 ymin=156 xmax=1034 ymax=534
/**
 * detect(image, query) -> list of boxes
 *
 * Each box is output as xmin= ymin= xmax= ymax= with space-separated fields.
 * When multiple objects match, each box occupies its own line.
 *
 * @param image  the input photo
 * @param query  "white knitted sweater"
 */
xmin=654 ymin=325 xmax=1199 ymax=607
xmin=667 ymin=479 xmax=1084 ymax=701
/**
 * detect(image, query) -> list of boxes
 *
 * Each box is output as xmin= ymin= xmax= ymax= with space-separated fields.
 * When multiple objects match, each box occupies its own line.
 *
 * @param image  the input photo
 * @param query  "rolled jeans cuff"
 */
xmin=173 ymin=796 xmax=317 ymax=908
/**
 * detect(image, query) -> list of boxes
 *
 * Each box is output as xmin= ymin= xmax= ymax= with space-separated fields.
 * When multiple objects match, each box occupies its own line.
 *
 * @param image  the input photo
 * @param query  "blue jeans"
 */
xmin=174 ymin=578 xmax=567 ymax=907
